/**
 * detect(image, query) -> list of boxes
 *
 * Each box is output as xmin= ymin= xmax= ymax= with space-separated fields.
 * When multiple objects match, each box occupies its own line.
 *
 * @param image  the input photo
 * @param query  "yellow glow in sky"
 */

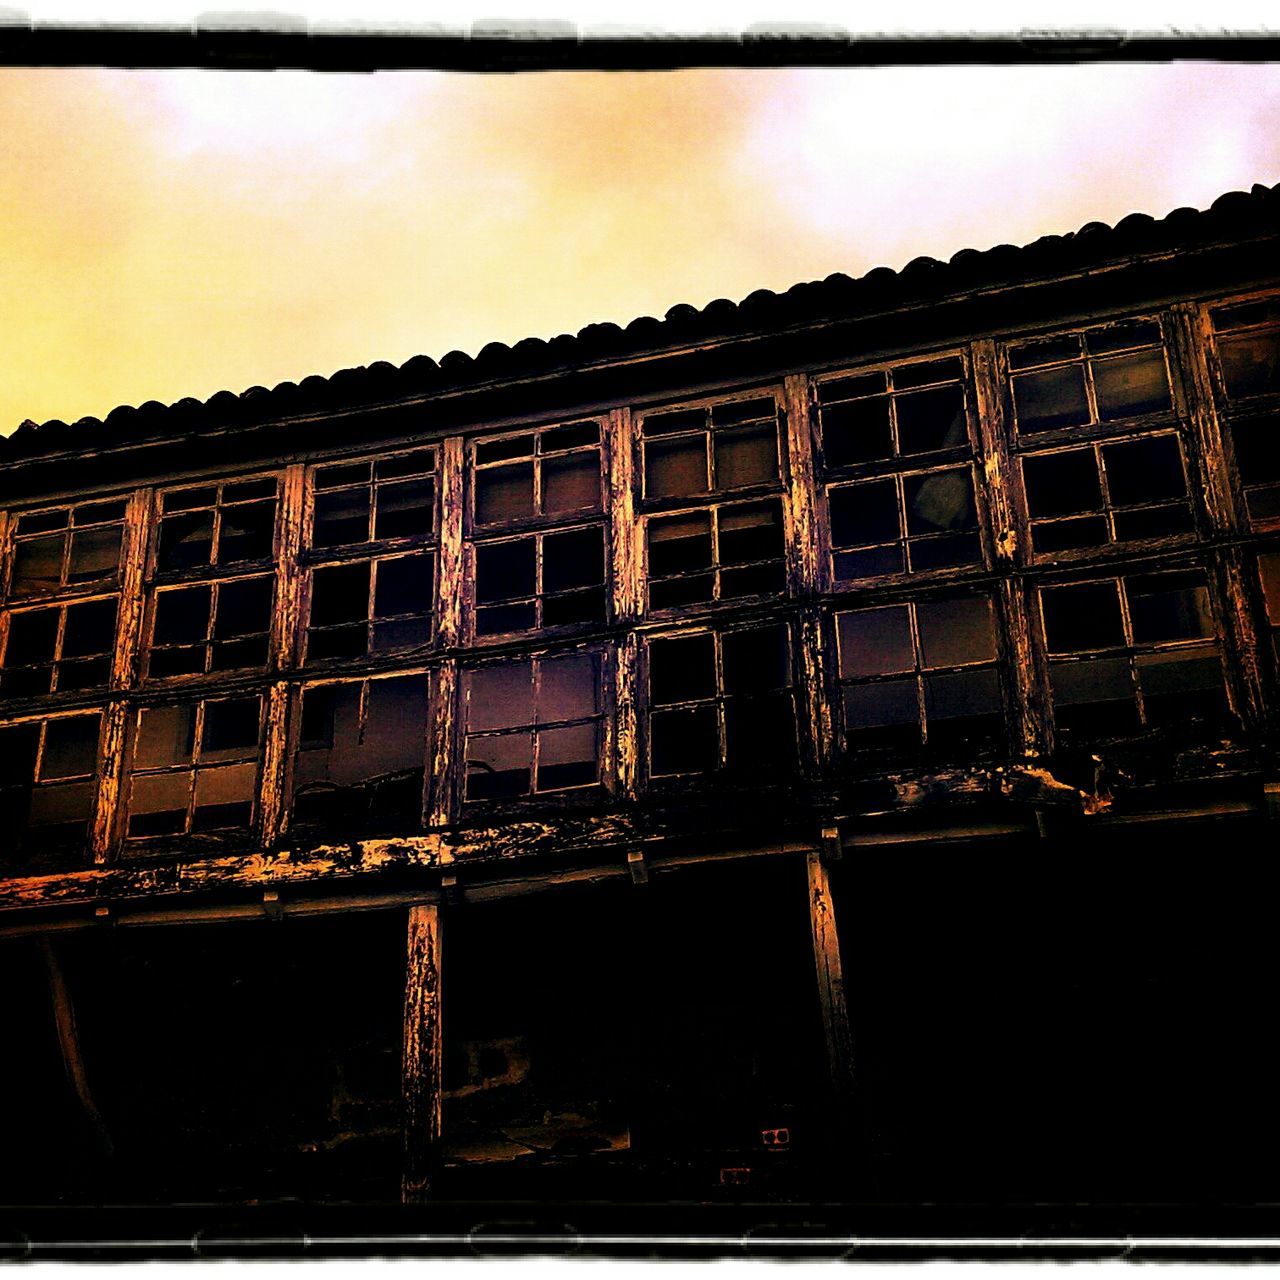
xmin=2 ymin=62 xmax=1280 ymax=433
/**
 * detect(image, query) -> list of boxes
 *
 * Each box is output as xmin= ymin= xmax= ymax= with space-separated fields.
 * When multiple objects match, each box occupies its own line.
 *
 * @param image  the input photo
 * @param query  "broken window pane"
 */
xmin=11 ymin=536 xmax=64 ymax=596
xmin=373 ymin=478 xmax=435 ymax=541
xmin=838 ymin=607 xmax=913 ymax=679
xmin=8 ymin=502 xmax=125 ymax=598
xmin=1229 ymin=419 xmax=1280 ymax=526
xmin=843 ymin=679 xmax=920 ymax=749
xmin=203 ymin=697 xmax=261 ymax=756
xmin=538 ymin=652 xmax=598 ymax=723
xmin=723 ymin=691 xmax=795 ymax=771
xmin=313 ymin=451 xmax=436 ymax=547
xmin=916 ymin=597 xmax=998 ymax=668
xmin=128 ymin=771 xmax=191 ymax=836
xmin=721 ymin=624 xmax=790 ymax=694
xmin=157 ymin=510 xmax=215 ymax=570
xmin=820 ymin=396 xmax=894 ymax=466
xmin=192 ymin=762 xmax=256 ymax=830
xmin=1013 ymin=365 xmax=1091 ymax=432
xmin=895 ymin=384 xmax=967 ymax=455
xmin=1093 ymin=350 xmax=1171 ymax=419
xmin=650 ymin=704 xmax=719 ymax=776
xmin=68 ymin=525 xmax=124 ymax=582
xmin=1023 ymin=449 xmax=1102 ymax=518
xmin=135 ymin=705 xmax=196 ymax=769
xmin=314 ymin=487 xmax=371 ymax=548
xmin=922 ymin=668 xmax=1003 ymax=746
xmin=1041 ymin=582 xmax=1125 ymax=653
xmin=642 ymin=398 xmax=780 ymax=501
xmin=1049 ymin=658 xmax=1138 ymax=735
xmin=1258 ymin=551 xmax=1280 ymax=662
xmin=1127 ymin=572 xmax=1214 ymax=644
xmin=466 ymin=731 xmax=534 ymax=800
xmin=646 ymin=512 xmax=715 ymax=609
xmin=1 ymin=608 xmax=60 ymax=697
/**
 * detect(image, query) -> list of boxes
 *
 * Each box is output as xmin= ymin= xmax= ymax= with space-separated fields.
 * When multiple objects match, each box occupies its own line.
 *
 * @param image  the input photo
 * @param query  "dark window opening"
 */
xmin=647 ymin=622 xmax=796 ymax=779
xmin=836 ymin=595 xmax=1002 ymax=759
xmin=1259 ymin=551 xmax=1280 ymax=666
xmin=1023 ymin=433 xmax=1193 ymax=553
xmin=306 ymin=553 xmax=434 ymax=661
xmin=148 ymin=576 xmax=273 ymax=678
xmin=293 ymin=675 xmax=428 ymax=832
xmin=641 ymin=397 xmax=781 ymax=501
xmin=312 ymin=450 xmax=437 ymax=549
xmin=473 ymin=424 xmax=602 ymax=526
xmin=8 ymin=501 xmax=126 ymax=599
xmin=463 ymin=652 xmax=602 ymax=801
xmin=157 ymin=479 xmax=278 ymax=571
xmin=474 ymin=526 xmax=607 ymax=637
xmin=828 ymin=467 xmax=980 ymax=581
xmin=646 ymin=499 xmax=785 ymax=610
xmin=1 ymin=597 xmax=118 ymax=698
xmin=1212 ymin=299 xmax=1280 ymax=400
xmin=1228 ymin=417 xmax=1280 ymax=526
xmin=1009 ymin=322 xmax=1171 ymax=434
xmin=128 ymin=696 xmax=261 ymax=839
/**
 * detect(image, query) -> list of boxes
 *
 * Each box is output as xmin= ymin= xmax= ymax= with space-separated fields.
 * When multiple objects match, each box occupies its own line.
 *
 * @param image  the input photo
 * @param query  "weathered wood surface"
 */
xmin=806 ymin=848 xmax=855 ymax=1128
xmin=401 ymin=901 xmax=443 ymax=1204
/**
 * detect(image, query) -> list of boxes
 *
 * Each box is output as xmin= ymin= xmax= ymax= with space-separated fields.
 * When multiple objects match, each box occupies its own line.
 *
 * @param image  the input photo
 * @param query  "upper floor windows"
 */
xmin=473 ymin=526 xmax=607 ymax=637
xmin=0 ymin=597 xmax=118 ymax=699
xmin=6 ymin=500 xmax=126 ymax=601
xmin=641 ymin=395 xmax=782 ymax=503
xmin=312 ymin=449 xmax=437 ymax=549
xmin=1211 ymin=298 xmax=1280 ymax=401
xmin=148 ymin=576 xmax=274 ymax=678
xmin=1007 ymin=320 xmax=1171 ymax=435
xmin=306 ymin=551 xmax=434 ymax=662
xmin=471 ymin=423 xmax=602 ymax=527
xmin=157 ymin=479 xmax=277 ymax=572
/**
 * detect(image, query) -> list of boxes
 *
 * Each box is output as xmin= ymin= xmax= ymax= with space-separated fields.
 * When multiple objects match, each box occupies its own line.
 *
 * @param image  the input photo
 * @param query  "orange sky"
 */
xmin=2 ymin=61 xmax=1280 ymax=434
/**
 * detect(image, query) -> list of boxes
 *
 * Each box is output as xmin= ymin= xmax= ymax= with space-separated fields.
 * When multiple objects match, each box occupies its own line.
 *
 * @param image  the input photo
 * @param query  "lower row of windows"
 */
xmin=0 ymin=569 xmax=1241 ymax=861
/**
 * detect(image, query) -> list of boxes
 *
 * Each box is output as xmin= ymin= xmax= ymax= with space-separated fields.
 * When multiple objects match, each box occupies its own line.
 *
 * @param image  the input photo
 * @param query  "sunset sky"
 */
xmin=3 ymin=58 xmax=1280 ymax=434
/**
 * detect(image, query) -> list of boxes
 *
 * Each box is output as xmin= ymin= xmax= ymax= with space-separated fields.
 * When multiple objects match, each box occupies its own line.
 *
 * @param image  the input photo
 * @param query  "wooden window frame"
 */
xmin=0 ymin=594 xmax=119 ymax=700
xmin=153 ymin=475 xmax=280 ymax=576
xmin=145 ymin=573 xmax=276 ymax=680
xmin=309 ymin=447 xmax=439 ymax=553
xmin=0 ymin=708 xmax=104 ymax=845
xmin=3 ymin=498 xmax=128 ymax=603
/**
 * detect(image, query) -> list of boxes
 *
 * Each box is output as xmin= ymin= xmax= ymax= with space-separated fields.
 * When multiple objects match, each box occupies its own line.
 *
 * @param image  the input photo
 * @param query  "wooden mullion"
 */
xmin=806 ymin=847 xmax=855 ymax=1136
xmin=606 ymin=407 xmax=641 ymax=622
xmin=402 ymin=900 xmax=444 ymax=1204
xmin=782 ymin=374 xmax=822 ymax=599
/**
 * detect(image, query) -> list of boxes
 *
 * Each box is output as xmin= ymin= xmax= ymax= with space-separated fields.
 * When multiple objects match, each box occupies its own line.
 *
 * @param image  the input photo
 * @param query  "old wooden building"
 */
xmin=3 ymin=180 xmax=1280 ymax=1224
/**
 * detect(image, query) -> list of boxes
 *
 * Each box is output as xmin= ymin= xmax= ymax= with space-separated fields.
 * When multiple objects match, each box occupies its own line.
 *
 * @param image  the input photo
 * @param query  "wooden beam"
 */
xmin=401 ymin=901 xmax=444 ymax=1204
xmin=805 ymin=849 xmax=854 ymax=1129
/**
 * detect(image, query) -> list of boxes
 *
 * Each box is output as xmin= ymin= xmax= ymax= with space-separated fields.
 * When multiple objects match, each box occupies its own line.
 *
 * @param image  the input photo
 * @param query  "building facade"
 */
xmin=3 ymin=182 xmax=1280 ymax=1218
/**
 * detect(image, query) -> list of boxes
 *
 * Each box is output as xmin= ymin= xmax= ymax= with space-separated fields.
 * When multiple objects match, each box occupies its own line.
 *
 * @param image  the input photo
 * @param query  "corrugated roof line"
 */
xmin=6 ymin=180 xmax=1280 ymax=462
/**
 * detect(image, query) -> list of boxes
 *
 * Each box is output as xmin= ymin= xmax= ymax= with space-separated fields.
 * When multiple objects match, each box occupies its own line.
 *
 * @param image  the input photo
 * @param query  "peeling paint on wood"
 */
xmin=402 ymin=901 xmax=443 ymax=1203
xmin=805 ymin=850 xmax=854 ymax=1131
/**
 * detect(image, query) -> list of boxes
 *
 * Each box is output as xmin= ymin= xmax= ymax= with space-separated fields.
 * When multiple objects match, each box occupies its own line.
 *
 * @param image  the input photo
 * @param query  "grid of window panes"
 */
xmin=835 ymin=594 xmax=1003 ymax=757
xmin=156 ymin=479 xmax=278 ymax=571
xmin=306 ymin=552 xmax=434 ymax=661
xmin=471 ymin=422 xmax=602 ymax=526
xmin=5 ymin=500 xmax=126 ymax=600
xmin=311 ymin=450 xmax=437 ymax=548
xmin=1 ymin=597 xmax=118 ymax=698
xmin=1006 ymin=319 xmax=1173 ymax=434
xmin=646 ymin=621 xmax=797 ymax=779
xmin=147 ymin=576 xmax=274 ymax=677
xmin=1038 ymin=569 xmax=1227 ymax=739
xmin=461 ymin=651 xmax=603 ymax=801
xmin=1209 ymin=298 xmax=1280 ymax=527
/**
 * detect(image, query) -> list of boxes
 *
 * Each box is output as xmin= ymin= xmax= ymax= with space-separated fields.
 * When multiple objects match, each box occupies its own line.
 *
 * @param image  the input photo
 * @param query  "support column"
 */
xmin=806 ymin=842 xmax=854 ymax=1126
xmin=401 ymin=901 xmax=444 ymax=1204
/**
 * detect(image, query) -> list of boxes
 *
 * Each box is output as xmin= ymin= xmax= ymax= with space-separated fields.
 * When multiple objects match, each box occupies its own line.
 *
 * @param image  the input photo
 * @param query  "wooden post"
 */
xmin=402 ymin=901 xmax=444 ymax=1204
xmin=806 ymin=845 xmax=854 ymax=1125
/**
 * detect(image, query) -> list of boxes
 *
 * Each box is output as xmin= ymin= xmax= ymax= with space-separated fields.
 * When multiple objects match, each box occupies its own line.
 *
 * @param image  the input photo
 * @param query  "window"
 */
xmin=0 ymin=713 xmax=101 ymax=863
xmin=471 ymin=423 xmax=601 ymax=526
xmin=816 ymin=356 xmax=968 ymax=467
xmin=835 ymin=595 xmax=1003 ymax=757
xmin=312 ymin=449 xmax=437 ymax=548
xmin=1209 ymin=300 xmax=1280 ymax=525
xmin=0 ymin=598 xmax=118 ymax=698
xmin=640 ymin=395 xmax=782 ymax=501
xmin=473 ymin=526 xmax=606 ymax=636
xmin=646 ymin=622 xmax=796 ymax=779
xmin=147 ymin=577 xmax=273 ymax=677
xmin=306 ymin=552 xmax=434 ymax=661
xmin=293 ymin=674 xmax=428 ymax=831
xmin=462 ymin=652 xmax=603 ymax=801
xmin=1039 ymin=570 xmax=1226 ymax=738
xmin=646 ymin=498 xmax=785 ymax=610
xmin=1021 ymin=433 xmax=1194 ymax=554
xmin=6 ymin=500 xmax=126 ymax=599
xmin=126 ymin=696 xmax=262 ymax=838
xmin=156 ymin=479 xmax=277 ymax=571
xmin=1008 ymin=320 xmax=1172 ymax=434
xmin=826 ymin=467 xmax=981 ymax=581
xmin=1257 ymin=552 xmax=1280 ymax=665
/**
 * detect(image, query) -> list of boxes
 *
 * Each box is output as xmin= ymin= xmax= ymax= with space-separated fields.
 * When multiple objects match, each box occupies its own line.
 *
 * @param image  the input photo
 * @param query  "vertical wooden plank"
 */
xmin=271 ymin=463 xmax=307 ymax=671
xmin=402 ymin=901 xmax=444 ymax=1204
xmin=614 ymin=633 xmax=641 ymax=801
xmin=91 ymin=486 xmax=152 ymax=863
xmin=969 ymin=339 xmax=1052 ymax=758
xmin=257 ymin=680 xmax=292 ymax=846
xmin=436 ymin=436 xmax=465 ymax=649
xmin=606 ymin=406 xmax=641 ymax=621
xmin=781 ymin=374 xmax=821 ymax=596
xmin=806 ymin=846 xmax=855 ymax=1125
xmin=426 ymin=659 xmax=459 ymax=828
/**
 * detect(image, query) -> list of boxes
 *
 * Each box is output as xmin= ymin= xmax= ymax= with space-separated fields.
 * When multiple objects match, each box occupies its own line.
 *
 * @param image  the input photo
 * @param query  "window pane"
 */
xmin=1218 ymin=331 xmax=1280 ymax=398
xmin=42 ymin=715 xmax=100 ymax=778
xmin=371 ymin=617 xmax=430 ymax=651
xmin=1102 ymin=435 xmax=1186 ymax=506
xmin=307 ymin=625 xmax=365 ymax=661
xmin=1127 ymin=572 xmax=1214 ymax=644
xmin=11 ymin=536 xmax=63 ymax=595
xmin=833 ymin=546 xmax=904 ymax=580
xmin=475 ymin=462 xmax=534 ymax=524
xmin=542 ymin=587 xmax=606 ymax=627
xmin=314 ymin=462 xmax=370 ymax=491
xmin=466 ymin=731 xmax=532 ymax=799
xmin=28 ymin=779 xmax=94 ymax=834
xmin=543 ymin=453 xmax=601 ymax=515
xmin=374 ymin=553 xmax=432 ymax=618
xmin=712 ymin=397 xmax=775 ymax=427
xmin=829 ymin=480 xmax=898 ymax=548
xmin=153 ymin=585 xmax=211 ymax=646
xmin=313 ymin=488 xmax=370 ymax=547
xmin=543 ymin=527 xmax=604 ymax=593
xmin=648 ymin=574 xmax=715 ymax=610
xmin=1009 ymin=335 xmax=1081 ymax=369
xmin=6 ymin=609 xmax=60 ymax=666
xmin=1013 ymin=365 xmax=1090 ymax=432
xmin=650 ymin=704 xmax=719 ymax=776
xmin=822 ymin=396 xmax=893 ymax=466
xmin=843 ymin=679 xmax=919 ymax=746
xmin=192 ymin=762 xmax=257 ymax=830
xmin=214 ymin=577 xmax=273 ymax=638
xmin=721 ymin=624 xmax=789 ymax=694
xmin=202 ymin=698 xmax=260 ymax=758
xmin=538 ymin=653 xmax=598 ymax=724
xmin=475 ymin=538 xmax=536 ymax=605
xmin=474 ymin=434 xmax=534 ymax=465
xmin=648 ymin=512 xmax=712 ymax=578
xmin=1041 ymin=582 xmax=1125 ymax=652
xmin=916 ymin=597 xmax=997 ymax=668
xmin=62 ymin=598 xmax=118 ymax=657
xmin=718 ymin=501 xmax=784 ymax=566
xmin=644 ymin=408 xmax=705 ymax=437
xmin=543 ymin=422 xmax=599 ymax=451
xmin=923 ymin=668 xmax=1002 ymax=731
xmin=219 ymin=500 xmax=275 ymax=563
xmin=645 ymin=438 xmax=708 ymax=499
xmin=474 ymin=603 xmax=537 ymax=637
xmin=158 ymin=511 xmax=214 ymax=571
xmin=0 ymin=723 xmax=40 ymax=785
xmin=536 ymin=723 xmax=598 ymax=791
xmin=820 ymin=371 xmax=885 ymax=402
xmin=1137 ymin=646 xmax=1224 ymax=723
xmin=311 ymin=562 xmax=370 ymax=627
xmin=223 ymin=478 xmax=278 ymax=503
xmin=135 ymin=705 xmax=195 ymax=768
xmin=466 ymin=662 xmax=534 ymax=732
xmin=162 ymin=486 xmax=215 ymax=512
xmin=895 ymin=384 xmax=966 ymax=455
xmin=908 ymin=532 xmax=982 ymax=572
xmin=1034 ymin=515 xmax=1110 ymax=553
xmin=1230 ymin=419 xmax=1280 ymax=488
xmin=68 ymin=525 xmax=123 ymax=582
xmin=650 ymin=633 xmax=716 ymax=705
xmin=724 ymin=693 xmax=795 ymax=771
xmin=904 ymin=469 xmax=976 ymax=536
xmin=1086 ymin=320 xmax=1162 ymax=354
xmin=1049 ymin=657 xmax=1137 ymax=734
xmin=1023 ymin=449 xmax=1102 ymax=518
xmin=128 ymin=771 xmax=191 ymax=836
xmin=1093 ymin=350 xmax=1171 ymax=420
xmin=838 ymin=607 xmax=913 ymax=679
xmin=715 ymin=425 xmax=778 ymax=489
xmin=376 ymin=449 xmax=435 ymax=481
xmin=374 ymin=478 xmax=434 ymax=541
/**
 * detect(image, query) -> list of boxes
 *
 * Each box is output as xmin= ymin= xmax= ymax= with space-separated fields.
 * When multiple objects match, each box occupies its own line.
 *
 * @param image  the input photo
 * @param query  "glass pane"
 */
xmin=55 ymin=657 xmax=111 ymax=692
xmin=1023 ymin=449 xmax=1102 ymax=518
xmin=475 ymin=538 xmax=536 ymax=604
xmin=466 ymin=731 xmax=532 ymax=799
xmin=310 ymin=562 xmax=370 ymax=627
xmin=475 ymin=462 xmax=534 ymax=524
xmin=128 ymin=771 xmax=191 ymax=836
xmin=1041 ymin=582 xmax=1125 ymax=653
xmin=1102 ymin=435 xmax=1186 ymax=506
xmin=724 ymin=693 xmax=795 ymax=771
xmin=648 ymin=574 xmax=716 ymax=610
xmin=313 ymin=487 xmax=371 ymax=547
xmin=1013 ymin=365 xmax=1091 ymax=432
xmin=923 ymin=668 xmax=1002 ymax=724
xmin=833 ymin=546 xmax=904 ymax=580
xmin=1093 ymin=350 xmax=1171 ymax=420
xmin=1086 ymin=320 xmax=1162 ymax=354
xmin=201 ymin=698 xmax=260 ymax=758
xmin=720 ymin=562 xmax=786 ymax=599
xmin=157 ymin=511 xmax=214 ymax=571
xmin=1049 ymin=657 xmax=1138 ymax=734
xmin=829 ymin=479 xmax=898 ymax=549
xmin=842 ymin=678 xmax=920 ymax=744
xmin=1137 ymin=646 xmax=1224 ymax=723
xmin=542 ymin=586 xmax=606 ymax=627
xmin=466 ymin=661 xmax=534 ymax=732
xmin=1231 ymin=419 xmax=1280 ymax=487
xmin=535 ymin=723 xmax=598 ymax=791
xmin=895 ymin=384 xmax=966 ymax=455
xmin=1245 ymin=484 xmax=1280 ymax=524
xmin=650 ymin=633 xmax=716 ymax=705
xmin=67 ymin=524 xmax=123 ymax=583
xmin=650 ymin=704 xmax=719 ymax=776
xmin=712 ymin=397 xmax=775 ymax=427
xmin=218 ymin=500 xmax=276 ymax=563
xmin=1218 ymin=331 xmax=1280 ymax=399
xmin=1033 ymin=515 xmax=1110 ymax=553
xmin=904 ymin=468 xmax=975 ymax=535
xmin=374 ymin=477 xmax=435 ymax=540
xmin=1112 ymin=505 xmax=1194 ymax=541
xmin=543 ymin=527 xmax=604 ymax=592
xmin=0 ymin=723 xmax=41 ymax=785
xmin=154 ymin=585 xmax=212 ymax=646
xmin=1259 ymin=551 xmax=1280 ymax=622
xmin=223 ymin=478 xmax=278 ymax=503
xmin=543 ymin=453 xmax=601 ymax=515
xmin=819 ymin=371 xmax=885 ymax=402
xmin=191 ymin=764 xmax=256 ymax=830
xmin=717 ymin=501 xmax=783 ymax=566
xmin=17 ymin=509 xmax=69 ymax=534
xmin=209 ymin=635 xmax=269 ymax=672
xmin=11 ymin=536 xmax=63 ymax=595
xmin=647 ymin=512 xmax=712 ymax=578
xmin=916 ymin=597 xmax=997 ymax=668
xmin=307 ymin=623 xmax=366 ymax=661
xmin=28 ymin=779 xmax=94 ymax=832
xmin=645 ymin=437 xmax=708 ymax=499
xmin=644 ymin=408 xmax=705 ymax=437
xmin=371 ymin=617 xmax=430 ymax=651
xmin=541 ymin=422 xmax=599 ymax=451
xmin=313 ymin=462 xmax=370 ymax=491
xmin=41 ymin=715 xmax=100 ymax=778
xmin=62 ymin=598 xmax=118 ymax=657
xmin=1127 ymin=572 xmax=1214 ymax=643
xmin=821 ymin=396 xmax=892 ymax=467
xmin=374 ymin=553 xmax=432 ymax=618
xmin=474 ymin=603 xmax=537 ymax=636
xmin=1008 ymin=335 xmax=1081 ymax=370
xmin=214 ymin=577 xmax=273 ymax=638
xmin=474 ymin=434 xmax=535 ymax=465
xmin=5 ymin=609 xmax=60 ymax=666
xmin=150 ymin=645 xmax=206 ymax=677
xmin=376 ymin=449 xmax=436 ymax=480
xmin=715 ymin=425 xmax=778 ymax=489
xmin=135 ymin=705 xmax=195 ymax=768
xmin=721 ymin=624 xmax=789 ymax=694
xmin=908 ymin=532 xmax=981 ymax=571
xmin=162 ymin=486 xmax=216 ymax=512
xmin=894 ymin=356 xmax=963 ymax=389
xmin=838 ymin=607 xmax=913 ymax=679
xmin=538 ymin=653 xmax=598 ymax=723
